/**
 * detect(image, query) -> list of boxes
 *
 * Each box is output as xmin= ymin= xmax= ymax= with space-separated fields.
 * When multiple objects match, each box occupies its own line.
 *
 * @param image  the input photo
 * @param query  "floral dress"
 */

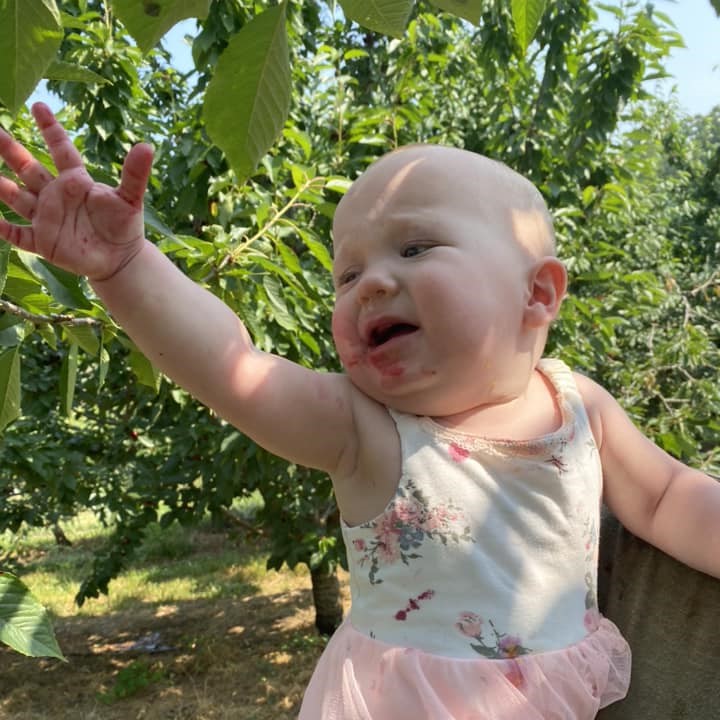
xmin=300 ymin=359 xmax=631 ymax=719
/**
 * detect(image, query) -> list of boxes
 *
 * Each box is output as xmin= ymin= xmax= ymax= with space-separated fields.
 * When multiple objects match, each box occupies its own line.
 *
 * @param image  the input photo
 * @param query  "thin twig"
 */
xmin=689 ymin=271 xmax=720 ymax=296
xmin=201 ymin=176 xmax=327 ymax=284
xmin=0 ymin=298 xmax=102 ymax=328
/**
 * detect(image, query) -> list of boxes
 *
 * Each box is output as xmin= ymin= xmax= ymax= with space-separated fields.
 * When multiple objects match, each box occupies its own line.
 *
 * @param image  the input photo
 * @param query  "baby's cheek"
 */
xmin=331 ymin=309 xmax=363 ymax=369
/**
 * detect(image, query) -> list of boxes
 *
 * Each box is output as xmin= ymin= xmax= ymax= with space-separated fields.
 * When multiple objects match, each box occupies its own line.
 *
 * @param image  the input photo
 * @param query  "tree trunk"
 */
xmin=310 ymin=566 xmax=343 ymax=636
xmin=52 ymin=523 xmax=72 ymax=547
xmin=597 ymin=507 xmax=720 ymax=719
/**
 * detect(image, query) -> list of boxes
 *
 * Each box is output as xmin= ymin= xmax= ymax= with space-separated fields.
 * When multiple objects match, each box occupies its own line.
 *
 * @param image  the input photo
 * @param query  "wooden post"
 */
xmin=597 ymin=508 xmax=720 ymax=719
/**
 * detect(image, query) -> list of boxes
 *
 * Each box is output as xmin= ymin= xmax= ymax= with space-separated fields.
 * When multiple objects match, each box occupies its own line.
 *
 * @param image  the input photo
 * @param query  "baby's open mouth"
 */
xmin=369 ymin=323 xmax=418 ymax=348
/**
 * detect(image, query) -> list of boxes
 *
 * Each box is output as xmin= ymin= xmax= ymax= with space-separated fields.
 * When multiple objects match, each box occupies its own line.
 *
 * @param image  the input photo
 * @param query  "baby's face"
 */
xmin=330 ymin=146 xmax=551 ymax=417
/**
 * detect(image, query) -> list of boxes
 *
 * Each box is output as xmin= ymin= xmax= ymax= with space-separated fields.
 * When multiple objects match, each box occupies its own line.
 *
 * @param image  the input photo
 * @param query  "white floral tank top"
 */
xmin=341 ymin=358 xmax=603 ymax=660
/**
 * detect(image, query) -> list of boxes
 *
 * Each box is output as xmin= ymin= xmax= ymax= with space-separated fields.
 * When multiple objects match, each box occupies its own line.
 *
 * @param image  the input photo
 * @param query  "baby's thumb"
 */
xmin=118 ymin=143 xmax=154 ymax=209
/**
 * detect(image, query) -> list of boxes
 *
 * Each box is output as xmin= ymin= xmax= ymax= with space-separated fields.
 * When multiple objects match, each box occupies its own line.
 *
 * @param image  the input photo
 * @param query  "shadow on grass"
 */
xmin=8 ymin=523 xmax=271 ymax=611
xmin=0 ymin=578 xmax=324 ymax=720
xmin=1 ymin=519 xmax=329 ymax=719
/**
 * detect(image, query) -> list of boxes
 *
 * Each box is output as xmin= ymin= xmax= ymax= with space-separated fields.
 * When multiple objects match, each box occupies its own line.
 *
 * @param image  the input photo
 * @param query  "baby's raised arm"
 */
xmin=0 ymin=104 xmax=357 ymax=475
xmin=575 ymin=372 xmax=720 ymax=578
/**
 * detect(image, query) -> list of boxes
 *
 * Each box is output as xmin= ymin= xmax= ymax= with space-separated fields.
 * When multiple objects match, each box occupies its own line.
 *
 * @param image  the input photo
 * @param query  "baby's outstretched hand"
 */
xmin=0 ymin=102 xmax=153 ymax=281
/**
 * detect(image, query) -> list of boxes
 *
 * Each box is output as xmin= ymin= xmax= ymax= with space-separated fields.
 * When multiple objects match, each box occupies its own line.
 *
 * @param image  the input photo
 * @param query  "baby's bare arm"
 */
xmin=94 ymin=241 xmax=357 ymax=472
xmin=576 ymin=372 xmax=720 ymax=578
xmin=0 ymin=104 xmax=357 ymax=475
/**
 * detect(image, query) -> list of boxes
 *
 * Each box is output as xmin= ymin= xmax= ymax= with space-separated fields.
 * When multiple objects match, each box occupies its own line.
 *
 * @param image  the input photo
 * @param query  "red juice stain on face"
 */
xmin=369 ymin=352 xmax=404 ymax=377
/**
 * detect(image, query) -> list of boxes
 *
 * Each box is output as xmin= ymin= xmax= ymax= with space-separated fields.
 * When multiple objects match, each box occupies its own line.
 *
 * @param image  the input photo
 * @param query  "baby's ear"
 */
xmin=523 ymin=257 xmax=567 ymax=328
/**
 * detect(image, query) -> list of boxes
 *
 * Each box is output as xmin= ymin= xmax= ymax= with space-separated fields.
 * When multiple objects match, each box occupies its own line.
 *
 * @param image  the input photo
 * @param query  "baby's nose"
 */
xmin=358 ymin=271 xmax=397 ymax=304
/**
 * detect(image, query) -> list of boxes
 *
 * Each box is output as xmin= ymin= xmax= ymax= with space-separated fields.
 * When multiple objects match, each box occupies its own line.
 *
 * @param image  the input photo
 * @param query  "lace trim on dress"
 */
xmin=415 ymin=359 xmax=578 ymax=455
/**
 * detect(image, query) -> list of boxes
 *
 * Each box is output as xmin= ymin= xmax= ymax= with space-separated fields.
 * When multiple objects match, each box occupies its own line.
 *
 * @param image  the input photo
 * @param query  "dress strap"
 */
xmin=538 ymin=358 xmax=583 ymax=405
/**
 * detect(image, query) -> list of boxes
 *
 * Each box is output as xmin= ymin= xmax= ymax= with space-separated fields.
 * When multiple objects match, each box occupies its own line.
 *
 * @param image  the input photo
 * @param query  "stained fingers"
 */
xmin=0 ymin=217 xmax=34 ymax=252
xmin=0 ymin=125 xmax=54 ymax=195
xmin=32 ymin=103 xmax=85 ymax=176
xmin=0 ymin=175 xmax=38 ymax=220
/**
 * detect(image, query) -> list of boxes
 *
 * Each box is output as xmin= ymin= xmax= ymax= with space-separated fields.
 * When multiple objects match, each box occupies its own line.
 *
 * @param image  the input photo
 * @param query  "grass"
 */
xmin=0 ymin=502 xmax=347 ymax=719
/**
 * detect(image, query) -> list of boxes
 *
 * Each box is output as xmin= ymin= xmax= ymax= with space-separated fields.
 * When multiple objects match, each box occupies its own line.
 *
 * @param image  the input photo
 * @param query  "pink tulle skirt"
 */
xmin=299 ymin=618 xmax=631 ymax=719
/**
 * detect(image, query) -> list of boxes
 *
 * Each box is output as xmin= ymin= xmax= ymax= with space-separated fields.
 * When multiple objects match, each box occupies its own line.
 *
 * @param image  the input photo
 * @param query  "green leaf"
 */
xmin=110 ymin=0 xmax=211 ymax=53
xmin=0 ymin=243 xmax=10 ymax=296
xmin=710 ymin=0 xmax=720 ymax=17
xmin=0 ymin=0 xmax=63 ymax=114
xmin=262 ymin=275 xmax=296 ymax=330
xmin=0 ymin=571 xmax=65 ymax=661
xmin=325 ymin=176 xmax=353 ymax=194
xmin=298 ymin=229 xmax=333 ymax=272
xmin=338 ymin=0 xmax=414 ymax=37
xmin=63 ymin=325 xmax=99 ymax=356
xmin=16 ymin=251 xmax=91 ymax=309
xmin=59 ymin=341 xmax=78 ymax=418
xmin=282 ymin=127 xmax=312 ymax=161
xmin=43 ymin=59 xmax=109 ymax=85
xmin=0 ymin=317 xmax=27 ymax=347
xmin=97 ymin=343 xmax=110 ymax=392
xmin=203 ymin=3 xmax=291 ymax=182
xmin=427 ymin=0 xmax=484 ymax=24
xmin=0 ymin=345 xmax=21 ymax=433
xmin=128 ymin=349 xmax=161 ymax=391
xmin=144 ymin=204 xmax=177 ymax=241
xmin=511 ymin=0 xmax=547 ymax=54
xmin=273 ymin=239 xmax=302 ymax=275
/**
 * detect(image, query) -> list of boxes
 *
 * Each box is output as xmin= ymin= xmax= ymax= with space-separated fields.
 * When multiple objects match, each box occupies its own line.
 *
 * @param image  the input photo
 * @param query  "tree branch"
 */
xmin=0 ymin=299 xmax=102 ymax=328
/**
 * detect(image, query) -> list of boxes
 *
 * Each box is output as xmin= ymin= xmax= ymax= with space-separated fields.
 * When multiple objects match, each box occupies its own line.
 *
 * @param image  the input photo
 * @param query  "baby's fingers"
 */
xmin=0 ymin=217 xmax=35 ymax=253
xmin=32 ymin=102 xmax=84 ymax=175
xmin=0 ymin=125 xmax=54 ymax=194
xmin=0 ymin=175 xmax=38 ymax=220
xmin=117 ymin=143 xmax=154 ymax=209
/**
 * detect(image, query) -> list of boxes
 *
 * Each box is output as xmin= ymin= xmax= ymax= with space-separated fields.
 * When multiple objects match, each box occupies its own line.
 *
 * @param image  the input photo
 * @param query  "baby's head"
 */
xmin=330 ymin=145 xmax=567 ymax=417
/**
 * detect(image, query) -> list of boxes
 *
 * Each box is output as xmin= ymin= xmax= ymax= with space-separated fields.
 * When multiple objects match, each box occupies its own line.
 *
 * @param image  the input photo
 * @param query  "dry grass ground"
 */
xmin=0 ymin=515 xmax=350 ymax=719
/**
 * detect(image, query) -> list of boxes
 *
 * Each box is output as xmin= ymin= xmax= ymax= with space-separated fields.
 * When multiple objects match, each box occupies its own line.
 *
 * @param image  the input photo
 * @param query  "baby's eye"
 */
xmin=338 ymin=269 xmax=359 ymax=286
xmin=401 ymin=244 xmax=429 ymax=258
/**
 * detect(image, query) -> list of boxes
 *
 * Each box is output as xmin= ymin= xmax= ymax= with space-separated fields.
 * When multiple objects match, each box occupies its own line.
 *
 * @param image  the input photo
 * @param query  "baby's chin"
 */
xmin=346 ymin=372 xmax=474 ymax=419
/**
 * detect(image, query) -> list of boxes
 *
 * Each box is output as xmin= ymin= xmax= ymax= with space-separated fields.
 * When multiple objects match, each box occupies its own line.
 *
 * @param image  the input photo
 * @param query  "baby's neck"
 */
xmin=433 ymin=368 xmax=562 ymax=441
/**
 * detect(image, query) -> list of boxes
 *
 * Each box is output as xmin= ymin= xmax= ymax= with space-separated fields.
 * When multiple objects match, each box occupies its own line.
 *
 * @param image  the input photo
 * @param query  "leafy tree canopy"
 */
xmin=0 ymin=0 xmax=718 ymax=648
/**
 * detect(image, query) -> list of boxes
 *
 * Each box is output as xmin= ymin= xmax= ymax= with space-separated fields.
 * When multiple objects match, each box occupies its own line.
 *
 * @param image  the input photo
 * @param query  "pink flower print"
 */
xmin=352 ymin=539 xmax=366 ymax=552
xmin=458 ymin=616 xmax=533 ymax=659
xmin=377 ymin=513 xmax=402 ymax=540
xmin=449 ymin=443 xmax=470 ymax=462
xmin=422 ymin=506 xmax=448 ymax=532
xmin=394 ymin=498 xmax=422 ymax=524
xmin=377 ymin=536 xmax=401 ymax=564
xmin=498 ymin=635 xmax=523 ymax=659
xmin=358 ymin=477 xmax=474 ymax=584
xmin=456 ymin=612 xmax=484 ymax=640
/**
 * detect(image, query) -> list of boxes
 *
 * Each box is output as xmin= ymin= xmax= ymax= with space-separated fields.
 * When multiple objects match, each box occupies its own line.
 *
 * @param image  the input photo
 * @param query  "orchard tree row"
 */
xmin=0 ymin=0 xmax=718 ymax=658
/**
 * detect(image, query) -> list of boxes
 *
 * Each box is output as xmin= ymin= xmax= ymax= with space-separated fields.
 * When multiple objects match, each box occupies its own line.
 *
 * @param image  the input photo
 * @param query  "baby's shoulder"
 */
xmin=569 ymin=370 xmax=621 ymax=451
xmin=331 ymin=383 xmax=402 ymax=526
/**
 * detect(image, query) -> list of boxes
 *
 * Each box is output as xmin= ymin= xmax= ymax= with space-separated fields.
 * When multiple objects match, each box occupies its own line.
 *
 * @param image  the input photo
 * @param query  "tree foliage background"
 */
xmin=0 ymin=0 xmax=718 ymax=643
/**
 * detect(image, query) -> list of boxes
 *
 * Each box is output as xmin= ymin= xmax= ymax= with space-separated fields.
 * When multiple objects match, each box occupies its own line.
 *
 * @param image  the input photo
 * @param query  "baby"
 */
xmin=1 ymin=104 xmax=718 ymax=719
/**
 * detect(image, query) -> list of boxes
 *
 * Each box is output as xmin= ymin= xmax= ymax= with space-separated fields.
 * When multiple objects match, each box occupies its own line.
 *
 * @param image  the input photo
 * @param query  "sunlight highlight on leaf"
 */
xmin=203 ymin=4 xmax=291 ymax=182
xmin=511 ymin=0 xmax=547 ymax=54
xmin=338 ymin=0 xmax=415 ymax=37
xmin=0 ymin=346 xmax=21 ymax=433
xmin=0 ymin=571 xmax=65 ymax=660
xmin=0 ymin=0 xmax=63 ymax=114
